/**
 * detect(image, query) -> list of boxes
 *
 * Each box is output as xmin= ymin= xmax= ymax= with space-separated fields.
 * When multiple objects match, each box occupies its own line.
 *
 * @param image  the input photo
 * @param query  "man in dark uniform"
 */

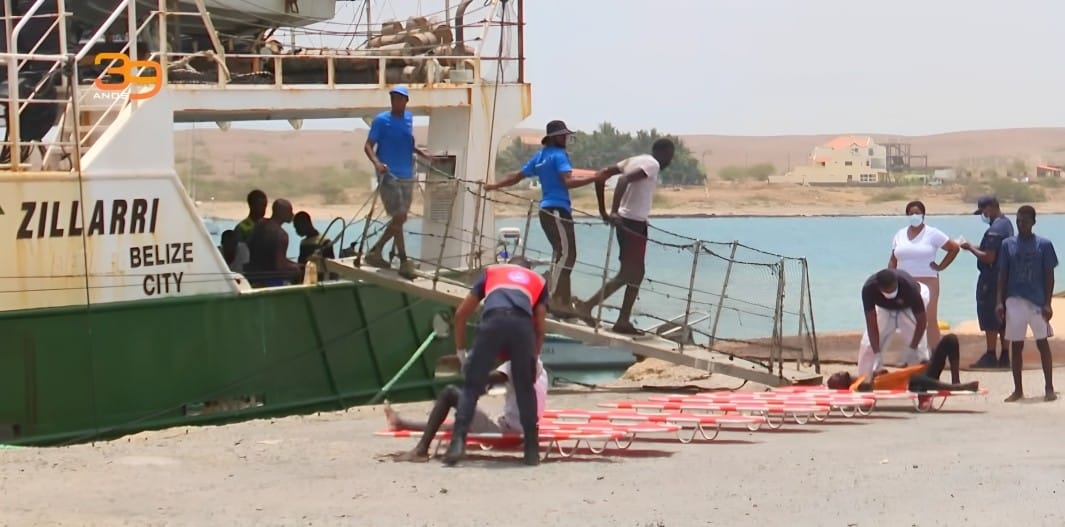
xmin=444 ymin=256 xmax=548 ymax=467
xmin=961 ymin=195 xmax=1014 ymax=368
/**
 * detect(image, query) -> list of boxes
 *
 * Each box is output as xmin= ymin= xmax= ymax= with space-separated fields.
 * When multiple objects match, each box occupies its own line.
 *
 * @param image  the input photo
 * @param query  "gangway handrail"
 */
xmin=344 ymin=161 xmax=821 ymax=376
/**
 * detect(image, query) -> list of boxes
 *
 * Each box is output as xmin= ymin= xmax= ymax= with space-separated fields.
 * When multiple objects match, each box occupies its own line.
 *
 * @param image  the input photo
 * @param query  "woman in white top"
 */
xmin=888 ymin=200 xmax=960 ymax=349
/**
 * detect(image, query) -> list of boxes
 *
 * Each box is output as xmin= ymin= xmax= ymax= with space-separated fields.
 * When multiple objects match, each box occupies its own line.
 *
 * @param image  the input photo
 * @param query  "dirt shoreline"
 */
xmin=195 ymin=182 xmax=1065 ymax=223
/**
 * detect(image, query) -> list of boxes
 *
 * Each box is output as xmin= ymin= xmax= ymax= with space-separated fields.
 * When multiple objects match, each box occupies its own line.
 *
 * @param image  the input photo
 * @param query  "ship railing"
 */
xmin=48 ymin=0 xmax=521 ymax=166
xmin=0 ymin=0 xmax=73 ymax=171
xmin=0 ymin=0 xmax=525 ymax=171
xmin=0 ymin=0 xmax=158 ymax=171
xmin=323 ymin=161 xmax=822 ymax=379
xmin=145 ymin=0 xmax=525 ymax=88
xmin=156 ymin=51 xmax=504 ymax=89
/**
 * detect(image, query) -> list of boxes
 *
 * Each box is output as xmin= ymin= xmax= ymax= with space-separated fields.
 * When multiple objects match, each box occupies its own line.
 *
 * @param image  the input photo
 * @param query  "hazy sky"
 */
xmin=201 ymin=0 xmax=1065 ymax=136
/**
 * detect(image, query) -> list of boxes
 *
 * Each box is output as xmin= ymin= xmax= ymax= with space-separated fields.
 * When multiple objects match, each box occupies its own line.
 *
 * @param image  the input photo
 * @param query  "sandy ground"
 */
xmin=3 ymin=362 xmax=1065 ymax=527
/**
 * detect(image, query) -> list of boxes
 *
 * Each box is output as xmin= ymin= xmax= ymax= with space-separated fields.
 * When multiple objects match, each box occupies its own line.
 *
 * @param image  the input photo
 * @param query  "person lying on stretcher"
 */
xmin=826 ymin=334 xmax=980 ymax=394
xmin=383 ymin=357 xmax=548 ymax=462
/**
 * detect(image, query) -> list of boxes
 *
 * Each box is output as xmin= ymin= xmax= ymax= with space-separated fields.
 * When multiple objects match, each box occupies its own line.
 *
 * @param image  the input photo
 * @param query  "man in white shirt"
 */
xmin=383 ymin=358 xmax=549 ymax=463
xmin=574 ymin=138 xmax=675 ymax=335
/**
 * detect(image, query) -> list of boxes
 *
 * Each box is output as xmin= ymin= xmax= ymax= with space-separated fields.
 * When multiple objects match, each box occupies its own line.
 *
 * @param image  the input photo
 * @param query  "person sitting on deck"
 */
xmin=293 ymin=211 xmax=336 ymax=264
xmin=383 ymin=357 xmax=548 ymax=463
xmin=235 ymin=189 xmax=268 ymax=243
xmin=826 ymin=333 xmax=979 ymax=394
xmin=218 ymin=229 xmax=249 ymax=272
xmin=246 ymin=198 xmax=301 ymax=287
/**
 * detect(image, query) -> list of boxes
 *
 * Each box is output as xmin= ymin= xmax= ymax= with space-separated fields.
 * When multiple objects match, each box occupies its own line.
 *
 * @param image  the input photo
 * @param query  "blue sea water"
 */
xmin=206 ymin=214 xmax=1065 ymax=337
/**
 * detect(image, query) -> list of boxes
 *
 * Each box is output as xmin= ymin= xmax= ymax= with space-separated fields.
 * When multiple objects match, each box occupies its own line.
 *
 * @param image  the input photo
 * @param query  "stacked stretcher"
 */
xmin=375 ymin=386 xmax=989 ymax=461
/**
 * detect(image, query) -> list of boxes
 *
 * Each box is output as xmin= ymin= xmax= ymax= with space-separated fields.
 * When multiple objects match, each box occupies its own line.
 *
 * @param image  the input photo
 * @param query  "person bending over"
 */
xmin=827 ymin=333 xmax=978 ymax=393
xmin=384 ymin=358 xmax=548 ymax=463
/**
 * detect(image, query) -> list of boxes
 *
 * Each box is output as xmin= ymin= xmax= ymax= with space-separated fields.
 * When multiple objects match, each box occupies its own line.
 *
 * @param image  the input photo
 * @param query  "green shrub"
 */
xmin=867 ymin=189 xmax=910 ymax=203
xmin=962 ymin=179 xmax=1046 ymax=204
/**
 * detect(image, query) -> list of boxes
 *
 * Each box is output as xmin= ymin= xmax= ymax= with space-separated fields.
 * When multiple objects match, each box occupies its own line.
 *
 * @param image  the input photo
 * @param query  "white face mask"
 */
xmin=981 ymin=213 xmax=992 ymax=225
xmin=881 ymin=288 xmax=898 ymax=300
xmin=908 ymin=214 xmax=924 ymax=228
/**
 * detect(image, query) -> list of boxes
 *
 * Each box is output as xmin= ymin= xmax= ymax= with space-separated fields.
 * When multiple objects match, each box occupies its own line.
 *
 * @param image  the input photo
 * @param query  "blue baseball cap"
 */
xmin=973 ymin=195 xmax=998 ymax=214
xmin=389 ymin=85 xmax=409 ymax=98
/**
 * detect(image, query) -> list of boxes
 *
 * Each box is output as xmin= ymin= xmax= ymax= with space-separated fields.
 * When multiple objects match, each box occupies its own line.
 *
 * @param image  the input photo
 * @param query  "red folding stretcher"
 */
xmin=544 ymin=408 xmax=765 ymax=442
xmin=700 ymin=391 xmax=877 ymax=418
xmin=771 ymin=386 xmax=989 ymax=413
xmin=596 ymin=399 xmax=828 ymax=430
xmin=373 ymin=428 xmax=628 ymax=460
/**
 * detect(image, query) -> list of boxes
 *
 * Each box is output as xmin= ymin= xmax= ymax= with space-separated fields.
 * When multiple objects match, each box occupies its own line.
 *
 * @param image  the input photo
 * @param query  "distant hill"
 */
xmin=175 ymin=127 xmax=1065 ymax=200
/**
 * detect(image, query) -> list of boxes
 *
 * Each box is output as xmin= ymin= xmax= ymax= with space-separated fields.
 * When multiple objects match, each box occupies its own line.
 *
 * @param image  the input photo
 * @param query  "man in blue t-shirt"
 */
xmin=996 ymin=205 xmax=1058 ymax=403
xmin=485 ymin=120 xmax=600 ymax=317
xmin=961 ymin=195 xmax=1014 ymax=369
xmin=363 ymin=85 xmax=431 ymax=279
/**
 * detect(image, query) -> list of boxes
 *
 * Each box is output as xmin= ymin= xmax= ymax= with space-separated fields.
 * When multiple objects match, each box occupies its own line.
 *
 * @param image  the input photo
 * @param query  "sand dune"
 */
xmin=178 ymin=126 xmax=1065 ymax=186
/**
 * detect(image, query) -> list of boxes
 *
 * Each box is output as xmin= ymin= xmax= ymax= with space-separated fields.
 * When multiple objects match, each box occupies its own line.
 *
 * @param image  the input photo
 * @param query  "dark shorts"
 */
xmin=976 ymin=272 xmax=1002 ymax=332
xmin=377 ymin=173 xmax=414 ymax=218
xmin=615 ymin=217 xmax=648 ymax=267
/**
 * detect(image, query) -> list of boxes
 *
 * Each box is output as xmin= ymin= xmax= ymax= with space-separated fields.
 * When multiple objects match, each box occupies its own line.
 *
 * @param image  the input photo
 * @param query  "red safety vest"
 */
xmin=483 ymin=264 xmax=546 ymax=308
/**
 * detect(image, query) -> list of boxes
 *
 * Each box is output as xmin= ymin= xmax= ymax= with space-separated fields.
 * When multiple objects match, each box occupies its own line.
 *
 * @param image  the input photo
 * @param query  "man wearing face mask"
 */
xmin=960 ymin=195 xmax=1014 ymax=369
xmin=857 ymin=268 xmax=931 ymax=379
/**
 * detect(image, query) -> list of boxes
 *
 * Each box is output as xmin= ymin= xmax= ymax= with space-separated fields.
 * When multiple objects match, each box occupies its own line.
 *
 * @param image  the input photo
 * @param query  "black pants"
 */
xmin=538 ymin=207 xmax=577 ymax=300
xmin=453 ymin=308 xmax=538 ymax=440
xmin=909 ymin=333 xmax=960 ymax=391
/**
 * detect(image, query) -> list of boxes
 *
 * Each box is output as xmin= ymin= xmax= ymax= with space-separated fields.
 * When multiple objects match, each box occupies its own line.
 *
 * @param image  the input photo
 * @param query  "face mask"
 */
xmin=881 ymin=288 xmax=898 ymax=300
xmin=908 ymin=214 xmax=923 ymax=227
xmin=981 ymin=213 xmax=992 ymax=225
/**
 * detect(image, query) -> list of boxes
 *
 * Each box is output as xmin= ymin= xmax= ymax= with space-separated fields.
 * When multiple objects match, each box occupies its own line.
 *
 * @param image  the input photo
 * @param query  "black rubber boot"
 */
xmin=523 ymin=429 xmax=540 ymax=466
xmin=442 ymin=432 xmax=466 ymax=467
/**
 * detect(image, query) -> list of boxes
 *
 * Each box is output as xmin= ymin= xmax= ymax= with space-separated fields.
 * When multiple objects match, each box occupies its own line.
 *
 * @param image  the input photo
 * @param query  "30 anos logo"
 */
xmin=93 ymin=52 xmax=163 ymax=100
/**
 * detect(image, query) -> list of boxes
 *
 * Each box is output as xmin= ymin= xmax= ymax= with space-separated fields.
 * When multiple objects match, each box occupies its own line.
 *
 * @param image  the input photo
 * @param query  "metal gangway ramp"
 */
xmin=324 ymin=258 xmax=823 ymax=387
xmin=311 ymin=123 xmax=822 ymax=388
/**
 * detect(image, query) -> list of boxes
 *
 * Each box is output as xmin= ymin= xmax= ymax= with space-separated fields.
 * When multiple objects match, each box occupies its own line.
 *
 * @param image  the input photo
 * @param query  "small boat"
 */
xmin=540 ymin=333 xmax=636 ymax=372
xmin=494 ymin=226 xmax=549 ymax=267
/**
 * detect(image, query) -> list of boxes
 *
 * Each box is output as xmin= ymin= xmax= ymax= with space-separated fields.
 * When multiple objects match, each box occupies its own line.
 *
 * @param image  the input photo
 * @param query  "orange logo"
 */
xmin=93 ymin=52 xmax=163 ymax=100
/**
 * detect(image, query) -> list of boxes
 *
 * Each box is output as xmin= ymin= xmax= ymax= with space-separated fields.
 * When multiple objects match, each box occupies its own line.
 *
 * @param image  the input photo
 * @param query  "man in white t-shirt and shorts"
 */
xmin=383 ymin=358 xmax=549 ymax=462
xmin=574 ymin=139 xmax=675 ymax=335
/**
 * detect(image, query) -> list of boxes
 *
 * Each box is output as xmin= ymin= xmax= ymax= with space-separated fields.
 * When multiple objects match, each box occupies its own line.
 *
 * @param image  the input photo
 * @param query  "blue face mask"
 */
xmin=908 ymin=214 xmax=923 ymax=227
xmin=981 ymin=213 xmax=992 ymax=225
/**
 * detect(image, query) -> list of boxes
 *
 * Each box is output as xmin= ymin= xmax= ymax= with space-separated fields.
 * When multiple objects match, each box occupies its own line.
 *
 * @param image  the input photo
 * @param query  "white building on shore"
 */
xmin=769 ymin=135 xmax=889 ymax=185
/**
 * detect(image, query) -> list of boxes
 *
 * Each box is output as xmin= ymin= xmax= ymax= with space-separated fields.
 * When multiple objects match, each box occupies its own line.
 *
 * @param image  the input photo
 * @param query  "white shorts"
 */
xmin=1003 ymin=296 xmax=1054 ymax=342
xmin=469 ymin=409 xmax=521 ymax=434
xmin=857 ymin=282 xmax=931 ymax=377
